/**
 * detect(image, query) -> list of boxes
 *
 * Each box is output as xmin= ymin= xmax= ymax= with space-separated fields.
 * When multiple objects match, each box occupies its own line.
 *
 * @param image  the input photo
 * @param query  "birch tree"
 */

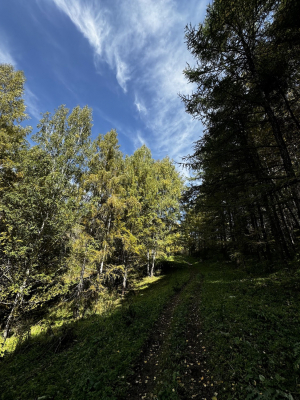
xmin=1 ymin=105 xmax=92 ymax=343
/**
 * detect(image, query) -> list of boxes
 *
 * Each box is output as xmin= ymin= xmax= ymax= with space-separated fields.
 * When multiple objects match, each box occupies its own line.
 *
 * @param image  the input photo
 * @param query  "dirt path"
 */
xmin=126 ymin=268 xmax=214 ymax=400
xmin=177 ymin=274 xmax=216 ymax=400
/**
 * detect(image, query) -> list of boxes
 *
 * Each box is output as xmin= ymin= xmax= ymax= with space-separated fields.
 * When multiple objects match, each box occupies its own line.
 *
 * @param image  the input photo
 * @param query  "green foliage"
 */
xmin=0 ymin=264 xmax=190 ymax=400
xmin=0 ymin=99 xmax=93 ymax=342
xmin=0 ymin=64 xmax=184 ymax=342
xmin=182 ymin=0 xmax=300 ymax=263
xmin=0 ymin=64 xmax=31 ymax=191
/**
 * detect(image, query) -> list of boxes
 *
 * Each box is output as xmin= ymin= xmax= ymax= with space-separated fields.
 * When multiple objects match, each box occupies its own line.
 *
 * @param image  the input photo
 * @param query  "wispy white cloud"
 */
xmin=50 ymin=0 xmax=208 ymax=162
xmin=0 ymin=42 xmax=17 ymax=66
xmin=114 ymin=54 xmax=130 ymax=92
xmin=51 ymin=0 xmax=129 ymax=90
xmin=50 ymin=0 xmax=109 ymax=55
xmin=24 ymin=87 xmax=41 ymax=121
xmin=134 ymin=94 xmax=147 ymax=115
xmin=135 ymin=131 xmax=149 ymax=149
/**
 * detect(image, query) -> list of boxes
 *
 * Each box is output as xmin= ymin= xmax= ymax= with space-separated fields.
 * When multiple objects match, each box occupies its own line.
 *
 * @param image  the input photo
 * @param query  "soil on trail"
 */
xmin=126 ymin=267 xmax=214 ymax=400
xmin=177 ymin=275 xmax=216 ymax=400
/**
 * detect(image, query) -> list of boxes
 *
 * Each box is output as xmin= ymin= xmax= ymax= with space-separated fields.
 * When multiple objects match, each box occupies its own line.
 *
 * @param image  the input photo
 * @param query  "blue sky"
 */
xmin=0 ymin=0 xmax=209 ymax=163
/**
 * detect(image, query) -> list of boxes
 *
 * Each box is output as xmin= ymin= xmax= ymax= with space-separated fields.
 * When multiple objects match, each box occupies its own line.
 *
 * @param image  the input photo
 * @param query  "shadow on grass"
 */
xmin=0 ymin=263 xmax=192 ymax=400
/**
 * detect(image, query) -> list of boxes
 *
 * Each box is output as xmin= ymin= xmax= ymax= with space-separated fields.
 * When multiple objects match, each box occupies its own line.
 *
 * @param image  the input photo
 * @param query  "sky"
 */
xmin=0 ymin=0 xmax=209 ymax=164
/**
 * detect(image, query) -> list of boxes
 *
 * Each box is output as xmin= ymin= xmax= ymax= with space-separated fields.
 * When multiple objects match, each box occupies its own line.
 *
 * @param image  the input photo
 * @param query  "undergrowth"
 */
xmin=1 ymin=257 xmax=299 ymax=400
xmin=200 ymin=261 xmax=300 ymax=400
xmin=0 ymin=260 xmax=190 ymax=400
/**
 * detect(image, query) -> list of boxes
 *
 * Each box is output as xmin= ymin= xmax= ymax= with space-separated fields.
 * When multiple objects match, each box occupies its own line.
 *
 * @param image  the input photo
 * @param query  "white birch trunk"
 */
xmin=150 ymin=250 xmax=156 ymax=277
xmin=147 ymin=249 xmax=150 ymax=276
xmin=99 ymin=214 xmax=111 ymax=274
xmin=122 ymin=266 xmax=127 ymax=296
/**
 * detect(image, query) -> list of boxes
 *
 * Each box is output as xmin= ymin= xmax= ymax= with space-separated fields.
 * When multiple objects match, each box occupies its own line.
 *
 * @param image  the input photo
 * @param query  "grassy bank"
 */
xmin=0 ymin=259 xmax=191 ymax=400
xmin=199 ymin=261 xmax=300 ymax=400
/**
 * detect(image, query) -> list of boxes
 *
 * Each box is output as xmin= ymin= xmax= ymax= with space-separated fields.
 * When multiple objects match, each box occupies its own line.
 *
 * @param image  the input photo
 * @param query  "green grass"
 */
xmin=0 ymin=260 xmax=191 ymax=400
xmin=1 ymin=257 xmax=300 ymax=400
xmin=147 ymin=262 xmax=214 ymax=400
xmin=145 ymin=258 xmax=300 ymax=399
xmin=199 ymin=261 xmax=300 ymax=400
xmin=151 ymin=271 xmax=202 ymax=400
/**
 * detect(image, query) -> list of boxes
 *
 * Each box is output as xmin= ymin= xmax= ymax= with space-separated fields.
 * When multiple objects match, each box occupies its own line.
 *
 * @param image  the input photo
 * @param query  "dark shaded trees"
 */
xmin=181 ymin=0 xmax=300 ymax=264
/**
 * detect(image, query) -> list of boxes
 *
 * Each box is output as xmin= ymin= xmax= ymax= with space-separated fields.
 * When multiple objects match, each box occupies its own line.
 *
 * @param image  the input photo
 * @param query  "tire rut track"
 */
xmin=177 ymin=273 xmax=215 ymax=399
xmin=126 ymin=268 xmax=197 ymax=399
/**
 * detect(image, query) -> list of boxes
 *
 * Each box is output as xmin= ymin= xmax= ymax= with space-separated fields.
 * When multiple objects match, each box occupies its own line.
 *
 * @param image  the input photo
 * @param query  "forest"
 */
xmin=181 ymin=0 xmax=300 ymax=267
xmin=1 ymin=0 xmax=300 ymax=399
xmin=0 ymin=63 xmax=184 ymax=344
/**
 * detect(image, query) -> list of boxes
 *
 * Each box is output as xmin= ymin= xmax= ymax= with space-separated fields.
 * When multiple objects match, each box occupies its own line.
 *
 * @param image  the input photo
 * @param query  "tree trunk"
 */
xmin=2 ymin=269 xmax=29 ymax=346
xmin=73 ymin=257 xmax=86 ymax=319
xmin=99 ymin=243 xmax=107 ymax=274
xmin=150 ymin=250 xmax=156 ymax=277
xmin=99 ymin=214 xmax=111 ymax=274
xmin=258 ymin=204 xmax=272 ymax=262
xmin=285 ymin=202 xmax=300 ymax=231
xmin=122 ymin=265 xmax=127 ymax=296
xmin=147 ymin=249 xmax=150 ymax=276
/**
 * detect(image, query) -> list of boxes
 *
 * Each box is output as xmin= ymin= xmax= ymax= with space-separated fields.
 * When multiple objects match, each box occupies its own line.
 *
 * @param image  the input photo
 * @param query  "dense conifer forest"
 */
xmin=1 ymin=0 xmax=300 ymax=399
xmin=181 ymin=0 xmax=300 ymax=266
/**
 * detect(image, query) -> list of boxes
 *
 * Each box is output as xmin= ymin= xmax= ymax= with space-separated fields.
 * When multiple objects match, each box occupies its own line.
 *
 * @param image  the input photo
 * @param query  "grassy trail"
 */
xmin=126 ymin=270 xmax=195 ymax=399
xmin=126 ymin=264 xmax=213 ymax=399
xmin=1 ymin=257 xmax=300 ymax=400
xmin=137 ymin=261 xmax=214 ymax=400
xmin=0 ymin=258 xmax=196 ymax=400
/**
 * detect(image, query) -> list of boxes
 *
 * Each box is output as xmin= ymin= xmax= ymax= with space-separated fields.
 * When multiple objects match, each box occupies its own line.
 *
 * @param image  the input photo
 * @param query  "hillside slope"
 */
xmin=1 ymin=258 xmax=300 ymax=400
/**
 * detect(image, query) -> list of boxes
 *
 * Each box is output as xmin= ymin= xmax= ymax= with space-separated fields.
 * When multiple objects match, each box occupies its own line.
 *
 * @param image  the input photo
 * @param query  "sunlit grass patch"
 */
xmin=1 ymin=273 xmax=167 ymax=358
xmin=133 ymin=274 xmax=164 ymax=291
xmin=0 ymin=335 xmax=17 ymax=357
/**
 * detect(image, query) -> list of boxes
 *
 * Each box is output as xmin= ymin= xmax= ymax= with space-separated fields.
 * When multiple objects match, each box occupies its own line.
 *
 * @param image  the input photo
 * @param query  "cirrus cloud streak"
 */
xmin=50 ymin=0 xmax=208 ymax=161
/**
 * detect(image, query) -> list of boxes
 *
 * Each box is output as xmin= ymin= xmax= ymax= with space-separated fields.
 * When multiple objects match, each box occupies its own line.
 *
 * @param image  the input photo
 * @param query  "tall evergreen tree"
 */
xmin=181 ymin=0 xmax=300 ymax=263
